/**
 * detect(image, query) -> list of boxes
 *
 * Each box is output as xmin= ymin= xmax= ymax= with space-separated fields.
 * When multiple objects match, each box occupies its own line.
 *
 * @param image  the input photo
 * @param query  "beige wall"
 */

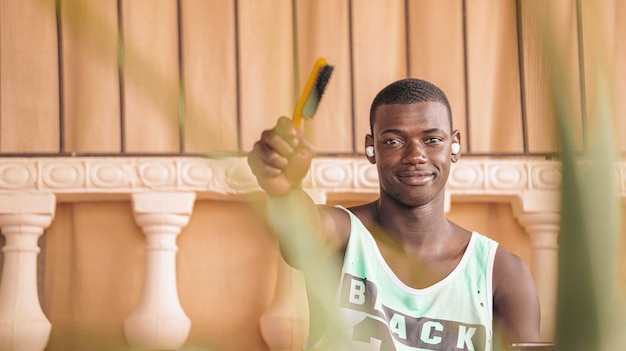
xmin=2 ymin=0 xmax=624 ymax=154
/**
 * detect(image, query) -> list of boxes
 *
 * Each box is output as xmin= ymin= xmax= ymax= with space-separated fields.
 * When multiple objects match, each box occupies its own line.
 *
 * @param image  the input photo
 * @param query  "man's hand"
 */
xmin=247 ymin=116 xmax=314 ymax=197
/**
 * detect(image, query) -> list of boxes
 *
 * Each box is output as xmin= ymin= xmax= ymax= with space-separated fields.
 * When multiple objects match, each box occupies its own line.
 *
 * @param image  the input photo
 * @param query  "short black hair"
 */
xmin=369 ymin=78 xmax=453 ymax=133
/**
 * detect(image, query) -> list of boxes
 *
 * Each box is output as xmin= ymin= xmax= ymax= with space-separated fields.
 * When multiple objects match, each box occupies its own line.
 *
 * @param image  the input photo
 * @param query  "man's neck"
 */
xmin=373 ymin=195 xmax=453 ymax=246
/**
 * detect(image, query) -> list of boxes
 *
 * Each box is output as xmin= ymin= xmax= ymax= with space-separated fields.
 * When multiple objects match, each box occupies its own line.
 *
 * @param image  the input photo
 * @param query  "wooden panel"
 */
xmin=295 ymin=0 xmax=352 ymax=153
xmin=122 ymin=0 xmax=180 ymax=153
xmin=612 ymin=1 xmax=626 ymax=152
xmin=238 ymin=0 xmax=295 ymax=152
xmin=466 ymin=0 xmax=523 ymax=153
xmin=351 ymin=0 xmax=408 ymax=151
xmin=61 ymin=0 xmax=121 ymax=153
xmin=181 ymin=0 xmax=238 ymax=153
xmin=408 ymin=1 xmax=467 ymax=148
xmin=521 ymin=0 xmax=581 ymax=153
xmin=44 ymin=203 xmax=145 ymax=350
xmin=178 ymin=200 xmax=277 ymax=350
xmin=580 ymin=0 xmax=624 ymax=152
xmin=0 ymin=0 xmax=59 ymax=152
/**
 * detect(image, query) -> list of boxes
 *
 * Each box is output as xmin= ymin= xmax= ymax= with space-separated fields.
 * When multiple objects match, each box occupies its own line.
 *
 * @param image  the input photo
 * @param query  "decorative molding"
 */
xmin=0 ymin=156 xmax=562 ymax=195
xmin=2 ymin=156 xmax=622 ymax=205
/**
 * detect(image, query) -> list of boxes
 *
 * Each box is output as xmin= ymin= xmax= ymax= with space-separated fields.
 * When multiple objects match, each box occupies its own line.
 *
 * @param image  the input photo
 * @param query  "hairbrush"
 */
xmin=291 ymin=57 xmax=334 ymax=128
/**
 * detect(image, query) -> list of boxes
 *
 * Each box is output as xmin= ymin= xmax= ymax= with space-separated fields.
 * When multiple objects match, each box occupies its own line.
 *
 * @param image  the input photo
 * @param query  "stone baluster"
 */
xmin=516 ymin=211 xmax=560 ymax=342
xmin=0 ymin=193 xmax=56 ymax=351
xmin=512 ymin=189 xmax=561 ymax=342
xmin=124 ymin=192 xmax=196 ymax=350
xmin=259 ymin=189 xmax=325 ymax=350
xmin=260 ymin=257 xmax=309 ymax=351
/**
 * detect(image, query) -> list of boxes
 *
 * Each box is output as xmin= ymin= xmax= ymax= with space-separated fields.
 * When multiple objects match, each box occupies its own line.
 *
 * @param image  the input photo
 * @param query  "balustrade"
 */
xmin=124 ymin=192 xmax=196 ymax=350
xmin=0 ymin=156 xmax=611 ymax=349
xmin=0 ymin=193 xmax=56 ymax=351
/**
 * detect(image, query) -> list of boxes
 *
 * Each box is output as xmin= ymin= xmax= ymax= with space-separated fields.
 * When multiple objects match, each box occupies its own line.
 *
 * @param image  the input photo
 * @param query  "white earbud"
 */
xmin=365 ymin=146 xmax=375 ymax=157
xmin=451 ymin=143 xmax=461 ymax=155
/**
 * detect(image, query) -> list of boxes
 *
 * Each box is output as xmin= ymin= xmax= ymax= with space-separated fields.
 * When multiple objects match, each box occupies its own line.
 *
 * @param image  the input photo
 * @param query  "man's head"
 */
xmin=365 ymin=78 xmax=460 ymax=207
xmin=369 ymin=78 xmax=453 ymax=134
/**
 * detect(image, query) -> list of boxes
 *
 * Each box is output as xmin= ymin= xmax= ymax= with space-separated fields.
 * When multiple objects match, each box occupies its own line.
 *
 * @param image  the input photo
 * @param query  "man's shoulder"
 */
xmin=492 ymin=245 xmax=534 ymax=290
xmin=316 ymin=204 xmax=353 ymax=250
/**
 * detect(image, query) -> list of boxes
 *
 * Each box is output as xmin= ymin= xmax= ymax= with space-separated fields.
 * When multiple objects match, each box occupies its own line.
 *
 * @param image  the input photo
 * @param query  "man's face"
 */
xmin=368 ymin=102 xmax=459 ymax=207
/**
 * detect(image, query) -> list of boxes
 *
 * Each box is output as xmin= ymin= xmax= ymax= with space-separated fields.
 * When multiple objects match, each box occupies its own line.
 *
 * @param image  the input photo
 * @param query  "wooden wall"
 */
xmin=2 ymin=0 xmax=624 ymax=155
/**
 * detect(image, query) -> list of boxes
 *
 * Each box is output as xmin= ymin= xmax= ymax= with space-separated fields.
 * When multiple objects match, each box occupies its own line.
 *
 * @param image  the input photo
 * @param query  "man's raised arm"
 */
xmin=247 ymin=116 xmax=333 ymax=269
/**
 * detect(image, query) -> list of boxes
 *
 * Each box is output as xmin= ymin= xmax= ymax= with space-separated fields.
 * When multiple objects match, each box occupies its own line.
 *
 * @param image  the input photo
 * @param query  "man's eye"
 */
xmin=384 ymin=139 xmax=400 ymax=145
xmin=426 ymin=137 xmax=443 ymax=144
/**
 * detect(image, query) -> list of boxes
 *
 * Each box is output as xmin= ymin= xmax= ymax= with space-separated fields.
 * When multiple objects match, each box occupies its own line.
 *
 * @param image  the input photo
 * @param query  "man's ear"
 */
xmin=451 ymin=130 xmax=461 ymax=163
xmin=365 ymin=134 xmax=375 ymax=164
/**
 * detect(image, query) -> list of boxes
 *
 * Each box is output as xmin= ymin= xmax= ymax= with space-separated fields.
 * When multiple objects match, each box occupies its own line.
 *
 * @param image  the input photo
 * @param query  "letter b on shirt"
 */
xmin=349 ymin=279 xmax=366 ymax=305
xmin=340 ymin=274 xmax=378 ymax=313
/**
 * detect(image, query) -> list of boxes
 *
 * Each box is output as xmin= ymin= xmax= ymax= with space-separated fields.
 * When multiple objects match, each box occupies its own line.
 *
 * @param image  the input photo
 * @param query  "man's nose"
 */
xmin=402 ymin=142 xmax=427 ymax=163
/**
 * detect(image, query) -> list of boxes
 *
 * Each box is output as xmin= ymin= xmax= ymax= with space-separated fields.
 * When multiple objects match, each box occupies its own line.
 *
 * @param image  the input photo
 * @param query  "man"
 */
xmin=248 ymin=78 xmax=541 ymax=350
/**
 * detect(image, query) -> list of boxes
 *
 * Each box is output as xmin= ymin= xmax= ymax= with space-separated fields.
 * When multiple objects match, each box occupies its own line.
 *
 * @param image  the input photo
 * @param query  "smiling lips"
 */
xmin=397 ymin=170 xmax=435 ymax=185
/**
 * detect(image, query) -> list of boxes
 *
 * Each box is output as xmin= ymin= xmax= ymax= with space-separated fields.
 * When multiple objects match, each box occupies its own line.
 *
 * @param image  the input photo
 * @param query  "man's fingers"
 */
xmin=274 ymin=116 xmax=299 ymax=147
xmin=248 ymin=157 xmax=283 ymax=179
xmin=247 ymin=145 xmax=283 ymax=177
xmin=247 ymin=116 xmax=313 ymax=196
xmin=261 ymin=130 xmax=294 ymax=158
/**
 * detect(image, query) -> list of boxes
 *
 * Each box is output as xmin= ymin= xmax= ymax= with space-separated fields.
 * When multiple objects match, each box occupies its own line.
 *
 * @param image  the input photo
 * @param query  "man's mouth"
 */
xmin=397 ymin=171 xmax=435 ymax=185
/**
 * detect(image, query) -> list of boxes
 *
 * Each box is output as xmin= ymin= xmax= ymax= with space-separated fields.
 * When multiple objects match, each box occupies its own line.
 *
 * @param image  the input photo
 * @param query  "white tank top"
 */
xmin=307 ymin=207 xmax=498 ymax=351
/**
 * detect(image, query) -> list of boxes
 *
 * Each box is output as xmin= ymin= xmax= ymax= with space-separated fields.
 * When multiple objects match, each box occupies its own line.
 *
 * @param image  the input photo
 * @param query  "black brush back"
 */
xmin=302 ymin=65 xmax=334 ymax=118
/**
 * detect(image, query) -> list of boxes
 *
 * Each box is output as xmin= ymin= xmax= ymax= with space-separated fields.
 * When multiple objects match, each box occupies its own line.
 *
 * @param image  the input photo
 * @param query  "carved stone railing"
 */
xmin=0 ymin=193 xmax=55 ymax=351
xmin=1 ymin=156 xmax=623 ymax=349
xmin=124 ymin=192 xmax=196 ymax=350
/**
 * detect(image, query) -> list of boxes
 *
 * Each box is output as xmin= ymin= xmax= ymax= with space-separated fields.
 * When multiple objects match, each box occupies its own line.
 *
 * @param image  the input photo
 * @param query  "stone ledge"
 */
xmin=0 ymin=156 xmax=618 ymax=210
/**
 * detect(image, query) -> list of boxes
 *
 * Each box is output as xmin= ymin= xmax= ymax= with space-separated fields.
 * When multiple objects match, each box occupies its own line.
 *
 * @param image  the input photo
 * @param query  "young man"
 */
xmin=247 ymin=78 xmax=541 ymax=350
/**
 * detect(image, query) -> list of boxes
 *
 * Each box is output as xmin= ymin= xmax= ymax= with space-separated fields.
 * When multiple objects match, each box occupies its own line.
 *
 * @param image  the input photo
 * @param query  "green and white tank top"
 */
xmin=311 ymin=206 xmax=498 ymax=351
